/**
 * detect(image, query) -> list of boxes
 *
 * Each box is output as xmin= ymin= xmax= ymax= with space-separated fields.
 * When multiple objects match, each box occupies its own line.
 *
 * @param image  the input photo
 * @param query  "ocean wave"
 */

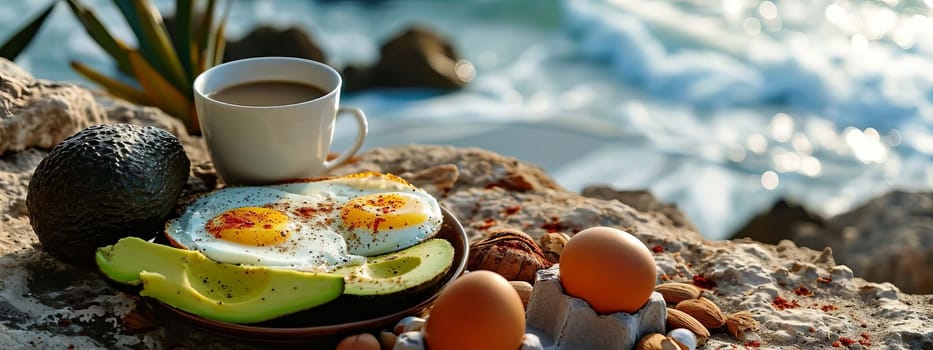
xmin=563 ymin=0 xmax=933 ymax=131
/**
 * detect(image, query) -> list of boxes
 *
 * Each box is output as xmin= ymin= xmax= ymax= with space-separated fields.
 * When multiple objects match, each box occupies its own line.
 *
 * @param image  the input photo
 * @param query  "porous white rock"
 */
xmin=0 ymin=58 xmax=104 ymax=155
xmin=525 ymin=265 xmax=666 ymax=350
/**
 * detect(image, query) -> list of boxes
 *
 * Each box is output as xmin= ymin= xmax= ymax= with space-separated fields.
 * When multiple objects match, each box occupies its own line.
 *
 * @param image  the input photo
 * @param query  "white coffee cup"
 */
xmin=193 ymin=57 xmax=367 ymax=185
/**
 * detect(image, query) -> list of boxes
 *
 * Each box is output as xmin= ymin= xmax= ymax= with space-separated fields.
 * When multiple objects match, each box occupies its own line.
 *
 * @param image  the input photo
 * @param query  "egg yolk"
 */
xmin=205 ymin=207 xmax=290 ymax=246
xmin=340 ymin=193 xmax=426 ymax=235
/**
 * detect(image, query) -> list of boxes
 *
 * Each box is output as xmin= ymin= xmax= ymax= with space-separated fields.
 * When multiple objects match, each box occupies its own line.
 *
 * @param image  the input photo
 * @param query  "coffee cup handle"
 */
xmin=323 ymin=107 xmax=368 ymax=172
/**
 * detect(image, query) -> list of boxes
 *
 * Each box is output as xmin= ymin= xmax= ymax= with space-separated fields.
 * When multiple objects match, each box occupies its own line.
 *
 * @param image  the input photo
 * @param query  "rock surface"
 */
xmin=0 ymin=58 xmax=104 ymax=155
xmin=581 ymin=186 xmax=698 ymax=233
xmin=214 ymin=24 xmax=473 ymax=93
xmin=342 ymin=26 xmax=474 ymax=92
xmin=0 ymin=62 xmax=931 ymax=349
xmin=829 ymin=191 xmax=933 ymax=294
xmin=729 ymin=199 xmax=830 ymax=249
xmin=732 ymin=193 xmax=933 ymax=294
xmin=222 ymin=25 xmax=327 ymax=63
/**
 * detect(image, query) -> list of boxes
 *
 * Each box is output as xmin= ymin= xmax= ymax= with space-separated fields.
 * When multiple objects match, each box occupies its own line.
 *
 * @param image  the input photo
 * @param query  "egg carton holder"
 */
xmin=392 ymin=265 xmax=666 ymax=350
xmin=525 ymin=265 xmax=666 ymax=350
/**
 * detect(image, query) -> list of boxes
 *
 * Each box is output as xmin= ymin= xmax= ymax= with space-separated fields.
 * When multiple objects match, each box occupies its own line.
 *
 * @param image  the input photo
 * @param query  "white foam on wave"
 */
xmin=563 ymin=0 xmax=933 ymax=130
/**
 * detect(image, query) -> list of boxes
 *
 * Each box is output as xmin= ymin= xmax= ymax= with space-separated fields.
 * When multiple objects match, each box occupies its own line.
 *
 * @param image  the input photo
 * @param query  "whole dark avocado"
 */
xmin=27 ymin=124 xmax=190 ymax=265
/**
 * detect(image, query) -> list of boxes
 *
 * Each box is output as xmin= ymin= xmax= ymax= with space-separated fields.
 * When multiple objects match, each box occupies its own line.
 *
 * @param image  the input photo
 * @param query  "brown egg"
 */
xmin=336 ymin=333 xmax=380 ymax=350
xmin=559 ymin=226 xmax=657 ymax=314
xmin=424 ymin=270 xmax=526 ymax=350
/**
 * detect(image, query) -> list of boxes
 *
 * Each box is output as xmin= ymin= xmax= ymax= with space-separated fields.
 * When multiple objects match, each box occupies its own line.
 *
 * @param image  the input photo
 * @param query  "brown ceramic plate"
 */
xmin=145 ymin=207 xmax=468 ymax=347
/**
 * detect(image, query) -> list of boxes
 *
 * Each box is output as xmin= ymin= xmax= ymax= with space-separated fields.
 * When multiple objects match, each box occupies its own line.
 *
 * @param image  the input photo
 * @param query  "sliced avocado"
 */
xmin=96 ymin=237 xmax=345 ymax=324
xmin=335 ymin=238 xmax=455 ymax=296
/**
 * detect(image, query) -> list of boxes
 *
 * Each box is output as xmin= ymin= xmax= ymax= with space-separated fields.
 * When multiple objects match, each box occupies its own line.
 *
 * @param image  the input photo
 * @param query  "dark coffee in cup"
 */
xmin=209 ymin=80 xmax=328 ymax=107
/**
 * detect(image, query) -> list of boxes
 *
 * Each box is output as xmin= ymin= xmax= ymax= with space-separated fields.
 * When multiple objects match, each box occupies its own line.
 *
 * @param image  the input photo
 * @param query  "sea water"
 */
xmin=3 ymin=0 xmax=933 ymax=239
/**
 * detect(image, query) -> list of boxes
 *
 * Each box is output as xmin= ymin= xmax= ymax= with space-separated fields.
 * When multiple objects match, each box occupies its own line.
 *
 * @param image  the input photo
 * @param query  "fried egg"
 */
xmin=164 ymin=172 xmax=443 ymax=271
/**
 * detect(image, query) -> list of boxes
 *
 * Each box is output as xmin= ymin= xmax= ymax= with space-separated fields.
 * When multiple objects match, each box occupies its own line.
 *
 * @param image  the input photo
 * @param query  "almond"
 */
xmin=636 ymin=333 xmax=680 ymax=350
xmin=509 ymin=280 xmax=533 ymax=309
xmin=655 ymin=283 xmax=701 ymax=305
xmin=667 ymin=308 xmax=710 ymax=341
xmin=676 ymin=297 xmax=725 ymax=328
xmin=725 ymin=311 xmax=760 ymax=340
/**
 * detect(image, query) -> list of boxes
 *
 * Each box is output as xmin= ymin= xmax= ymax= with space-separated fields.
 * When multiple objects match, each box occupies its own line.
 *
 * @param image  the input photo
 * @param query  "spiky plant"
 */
xmin=66 ymin=0 xmax=230 ymax=134
xmin=0 ymin=2 xmax=57 ymax=61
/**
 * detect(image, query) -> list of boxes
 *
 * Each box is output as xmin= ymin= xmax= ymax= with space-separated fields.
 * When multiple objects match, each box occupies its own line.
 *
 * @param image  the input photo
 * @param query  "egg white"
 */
xmin=165 ymin=173 xmax=443 ymax=270
xmin=165 ymin=186 xmax=363 ymax=270
xmin=275 ymin=174 xmax=443 ymax=256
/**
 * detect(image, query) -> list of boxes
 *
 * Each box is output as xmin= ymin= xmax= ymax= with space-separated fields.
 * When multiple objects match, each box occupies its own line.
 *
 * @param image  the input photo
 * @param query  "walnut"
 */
xmin=468 ymin=229 xmax=554 ymax=283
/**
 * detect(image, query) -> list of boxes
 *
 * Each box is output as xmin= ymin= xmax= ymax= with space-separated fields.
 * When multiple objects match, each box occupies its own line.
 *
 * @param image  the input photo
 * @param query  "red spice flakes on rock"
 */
xmin=651 ymin=244 xmax=664 ymax=253
xmin=859 ymin=333 xmax=872 ymax=347
xmin=821 ymin=304 xmax=839 ymax=312
xmin=540 ymin=217 xmax=563 ymax=233
xmin=476 ymin=218 xmax=496 ymax=230
xmin=817 ymin=276 xmax=832 ymax=284
xmin=744 ymin=340 xmax=761 ymax=348
xmin=839 ymin=337 xmax=857 ymax=346
xmin=793 ymin=286 xmax=814 ymax=296
xmin=502 ymin=205 xmax=521 ymax=216
xmin=772 ymin=296 xmax=801 ymax=310
xmin=832 ymin=341 xmax=842 ymax=347
xmin=692 ymin=275 xmax=717 ymax=289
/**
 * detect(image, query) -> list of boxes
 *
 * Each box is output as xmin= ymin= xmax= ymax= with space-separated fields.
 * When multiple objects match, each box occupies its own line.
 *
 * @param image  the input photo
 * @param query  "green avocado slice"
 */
xmin=335 ymin=238 xmax=455 ymax=296
xmin=96 ymin=237 xmax=345 ymax=324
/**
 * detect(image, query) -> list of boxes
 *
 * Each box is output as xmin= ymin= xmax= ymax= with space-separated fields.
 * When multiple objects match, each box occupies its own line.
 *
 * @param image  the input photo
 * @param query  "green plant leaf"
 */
xmin=173 ymin=0 xmax=193 ymax=78
xmin=131 ymin=0 xmax=190 ymax=95
xmin=111 ymin=0 xmax=188 ymax=94
xmin=127 ymin=49 xmax=192 ymax=128
xmin=112 ymin=0 xmax=151 ymax=60
xmin=0 ymin=2 xmax=57 ymax=60
xmin=196 ymin=0 xmax=216 ymax=71
xmin=206 ymin=0 xmax=230 ymax=68
xmin=65 ymin=0 xmax=132 ymax=74
xmin=70 ymin=61 xmax=147 ymax=104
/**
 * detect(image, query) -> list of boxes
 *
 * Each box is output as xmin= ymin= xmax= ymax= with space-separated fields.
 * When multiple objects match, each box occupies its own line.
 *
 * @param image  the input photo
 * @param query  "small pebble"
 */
xmin=520 ymin=333 xmax=544 ymax=350
xmin=393 ymin=316 xmax=426 ymax=335
xmin=336 ymin=333 xmax=380 ymax=350
xmin=667 ymin=328 xmax=697 ymax=350
xmin=378 ymin=331 xmax=397 ymax=350
xmin=393 ymin=331 xmax=425 ymax=350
